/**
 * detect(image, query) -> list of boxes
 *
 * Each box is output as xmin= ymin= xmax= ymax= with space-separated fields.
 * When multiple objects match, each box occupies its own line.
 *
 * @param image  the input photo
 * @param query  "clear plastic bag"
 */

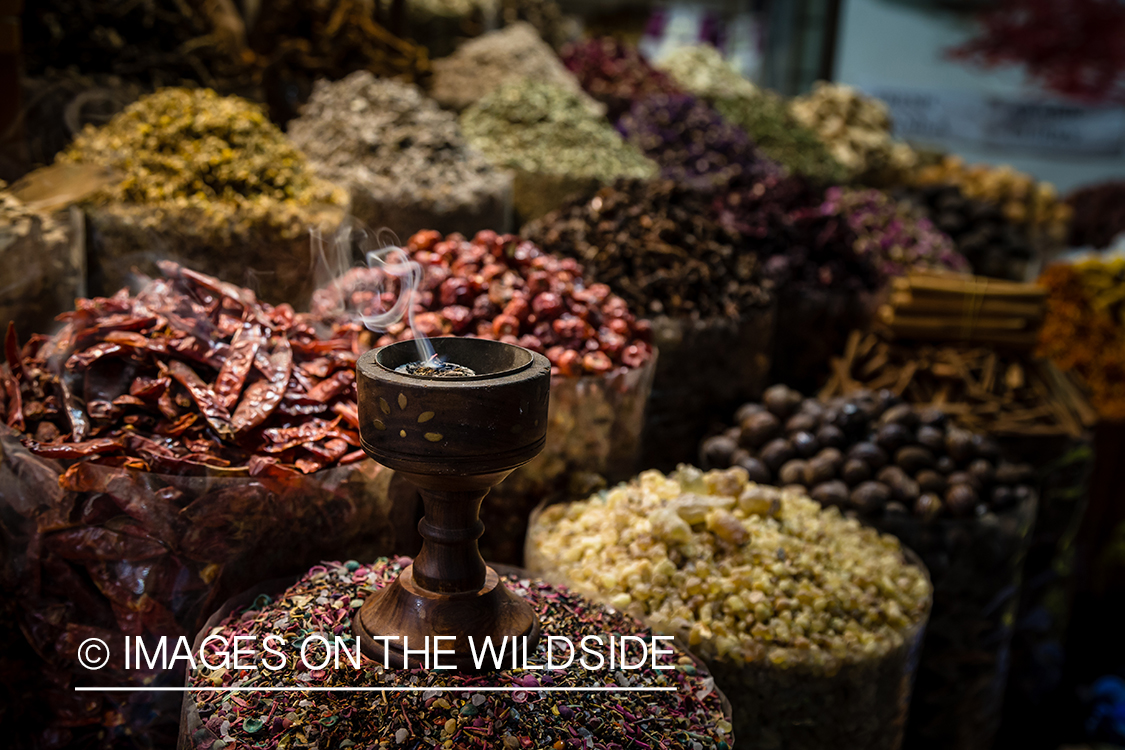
xmin=642 ymin=306 xmax=775 ymax=472
xmin=873 ymin=493 xmax=1037 ymax=750
xmin=526 ymin=503 xmax=929 ymax=750
xmin=85 ymin=203 xmax=346 ymax=304
xmin=0 ymin=426 xmax=402 ymax=748
xmin=480 ymin=357 xmax=656 ymax=563
xmin=0 ymin=205 xmax=84 ymax=338
xmin=705 ymin=611 xmax=927 ymax=750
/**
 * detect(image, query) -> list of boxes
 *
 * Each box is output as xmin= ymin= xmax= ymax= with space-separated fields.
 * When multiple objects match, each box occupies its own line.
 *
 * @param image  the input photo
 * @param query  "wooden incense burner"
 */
xmin=353 ymin=338 xmax=550 ymax=669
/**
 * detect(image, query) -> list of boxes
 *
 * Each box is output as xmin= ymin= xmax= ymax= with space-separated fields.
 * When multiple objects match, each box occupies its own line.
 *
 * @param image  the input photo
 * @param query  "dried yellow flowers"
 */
xmin=59 ymin=87 xmax=346 ymax=240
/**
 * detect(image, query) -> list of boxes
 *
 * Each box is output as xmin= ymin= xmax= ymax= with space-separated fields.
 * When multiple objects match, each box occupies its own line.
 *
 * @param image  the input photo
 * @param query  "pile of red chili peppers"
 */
xmin=2 ymin=261 xmax=367 ymax=475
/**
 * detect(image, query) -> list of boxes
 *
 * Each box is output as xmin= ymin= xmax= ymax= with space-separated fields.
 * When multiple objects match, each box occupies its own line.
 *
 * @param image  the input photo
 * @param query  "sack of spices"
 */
xmin=461 ymin=79 xmax=657 ymax=222
xmin=616 ymin=93 xmax=782 ymax=191
xmin=701 ymin=386 xmax=1039 ymax=750
xmin=430 ymin=22 xmax=595 ymax=113
xmin=311 ymin=229 xmax=656 ymax=563
xmin=911 ymin=155 xmax=1071 ymax=250
xmin=527 ymin=466 xmax=932 ymax=749
xmin=56 ymin=88 xmax=348 ymax=305
xmin=524 ymin=179 xmax=774 ymax=471
xmin=0 ymin=186 xmax=85 ymax=340
xmin=561 ymin=36 xmax=683 ymax=121
xmin=289 ymin=72 xmax=513 ymax=241
xmin=0 ymin=263 xmax=405 ymax=748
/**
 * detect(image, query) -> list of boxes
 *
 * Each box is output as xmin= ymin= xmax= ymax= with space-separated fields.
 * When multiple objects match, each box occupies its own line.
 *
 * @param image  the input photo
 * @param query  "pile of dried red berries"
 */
xmin=311 ymin=230 xmax=654 ymax=377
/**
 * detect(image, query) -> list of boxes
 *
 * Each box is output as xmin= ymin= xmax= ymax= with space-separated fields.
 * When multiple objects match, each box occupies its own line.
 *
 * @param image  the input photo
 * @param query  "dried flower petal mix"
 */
xmin=823 ymin=187 xmax=970 ymax=279
xmin=185 ymin=558 xmax=733 ymax=749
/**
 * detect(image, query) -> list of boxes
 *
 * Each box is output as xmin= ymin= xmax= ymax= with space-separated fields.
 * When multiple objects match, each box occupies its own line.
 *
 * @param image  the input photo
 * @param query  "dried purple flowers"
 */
xmin=617 ymin=93 xmax=781 ymax=190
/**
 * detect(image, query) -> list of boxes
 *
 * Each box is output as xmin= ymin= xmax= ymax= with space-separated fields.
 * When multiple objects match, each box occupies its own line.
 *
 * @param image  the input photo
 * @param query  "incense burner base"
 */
xmin=354 ymin=564 xmax=540 ymax=671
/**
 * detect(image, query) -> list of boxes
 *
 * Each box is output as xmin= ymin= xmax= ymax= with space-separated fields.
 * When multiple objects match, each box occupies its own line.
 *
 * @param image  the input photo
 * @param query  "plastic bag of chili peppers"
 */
xmin=311 ymin=229 xmax=657 ymax=564
xmin=0 ymin=262 xmax=408 ymax=748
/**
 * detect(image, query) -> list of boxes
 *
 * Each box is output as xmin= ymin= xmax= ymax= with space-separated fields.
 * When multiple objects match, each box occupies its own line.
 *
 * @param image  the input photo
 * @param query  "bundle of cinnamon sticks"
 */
xmin=878 ymin=272 xmax=1047 ymax=347
xmin=820 ymin=330 xmax=1096 ymax=437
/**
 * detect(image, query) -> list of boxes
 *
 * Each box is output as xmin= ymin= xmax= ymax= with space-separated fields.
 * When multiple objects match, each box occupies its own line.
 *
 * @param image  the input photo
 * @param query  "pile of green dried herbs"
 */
xmin=461 ymin=80 xmax=657 ymax=183
xmin=60 ymin=87 xmax=346 ymax=238
xmin=659 ymin=46 xmax=846 ymax=185
xmin=289 ymin=72 xmax=510 ymax=237
xmin=431 ymin=22 xmax=596 ymax=112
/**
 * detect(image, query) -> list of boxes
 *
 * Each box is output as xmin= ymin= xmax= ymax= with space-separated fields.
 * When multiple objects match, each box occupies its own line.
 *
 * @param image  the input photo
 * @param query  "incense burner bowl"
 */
xmin=353 ymin=337 xmax=550 ymax=669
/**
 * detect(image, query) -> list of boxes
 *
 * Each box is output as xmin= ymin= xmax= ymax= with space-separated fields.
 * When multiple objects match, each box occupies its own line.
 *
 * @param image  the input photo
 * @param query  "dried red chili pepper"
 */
xmin=213 ymin=323 xmax=262 ymax=411
xmin=6 ymin=261 xmax=365 ymax=475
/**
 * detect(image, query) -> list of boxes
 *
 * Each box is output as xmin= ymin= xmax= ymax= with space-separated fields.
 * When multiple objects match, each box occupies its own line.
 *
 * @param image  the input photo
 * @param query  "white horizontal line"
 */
xmin=75 ymin=686 xmax=675 ymax=693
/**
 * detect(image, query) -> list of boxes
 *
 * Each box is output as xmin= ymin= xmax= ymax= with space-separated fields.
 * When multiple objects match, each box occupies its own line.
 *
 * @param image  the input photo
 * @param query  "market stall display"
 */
xmin=430 ymin=22 xmax=595 ymax=112
xmin=8 ymin=1 xmax=1125 ymax=744
xmin=700 ymin=386 xmax=1037 ymax=750
xmin=658 ymin=45 xmax=846 ymax=186
xmin=561 ymin=37 xmax=683 ymax=121
xmin=58 ymin=88 xmax=348 ymax=303
xmin=461 ymin=80 xmax=657 ymax=221
xmin=1066 ymin=180 xmax=1125 ymax=249
xmin=524 ymin=179 xmax=774 ymax=470
xmin=1038 ymin=258 xmax=1125 ymax=420
xmin=311 ymin=229 xmax=655 ymax=563
xmin=527 ymin=466 xmax=932 ymax=749
xmin=0 ymin=186 xmax=84 ymax=339
xmin=0 ymin=263 xmax=401 ymax=747
xmin=181 ymin=558 xmax=733 ymax=749
xmin=788 ymin=82 xmax=917 ymax=186
xmin=289 ymin=72 xmax=512 ymax=240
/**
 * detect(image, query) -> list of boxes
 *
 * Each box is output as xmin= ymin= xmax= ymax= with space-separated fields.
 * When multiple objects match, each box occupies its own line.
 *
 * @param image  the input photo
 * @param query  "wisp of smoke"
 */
xmin=310 ymin=222 xmax=437 ymax=364
xmin=357 ymin=243 xmax=436 ymax=364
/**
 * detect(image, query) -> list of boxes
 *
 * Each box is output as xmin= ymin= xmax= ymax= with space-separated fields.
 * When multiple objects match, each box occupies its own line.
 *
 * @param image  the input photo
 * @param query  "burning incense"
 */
xmin=395 ymin=353 xmax=476 ymax=377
